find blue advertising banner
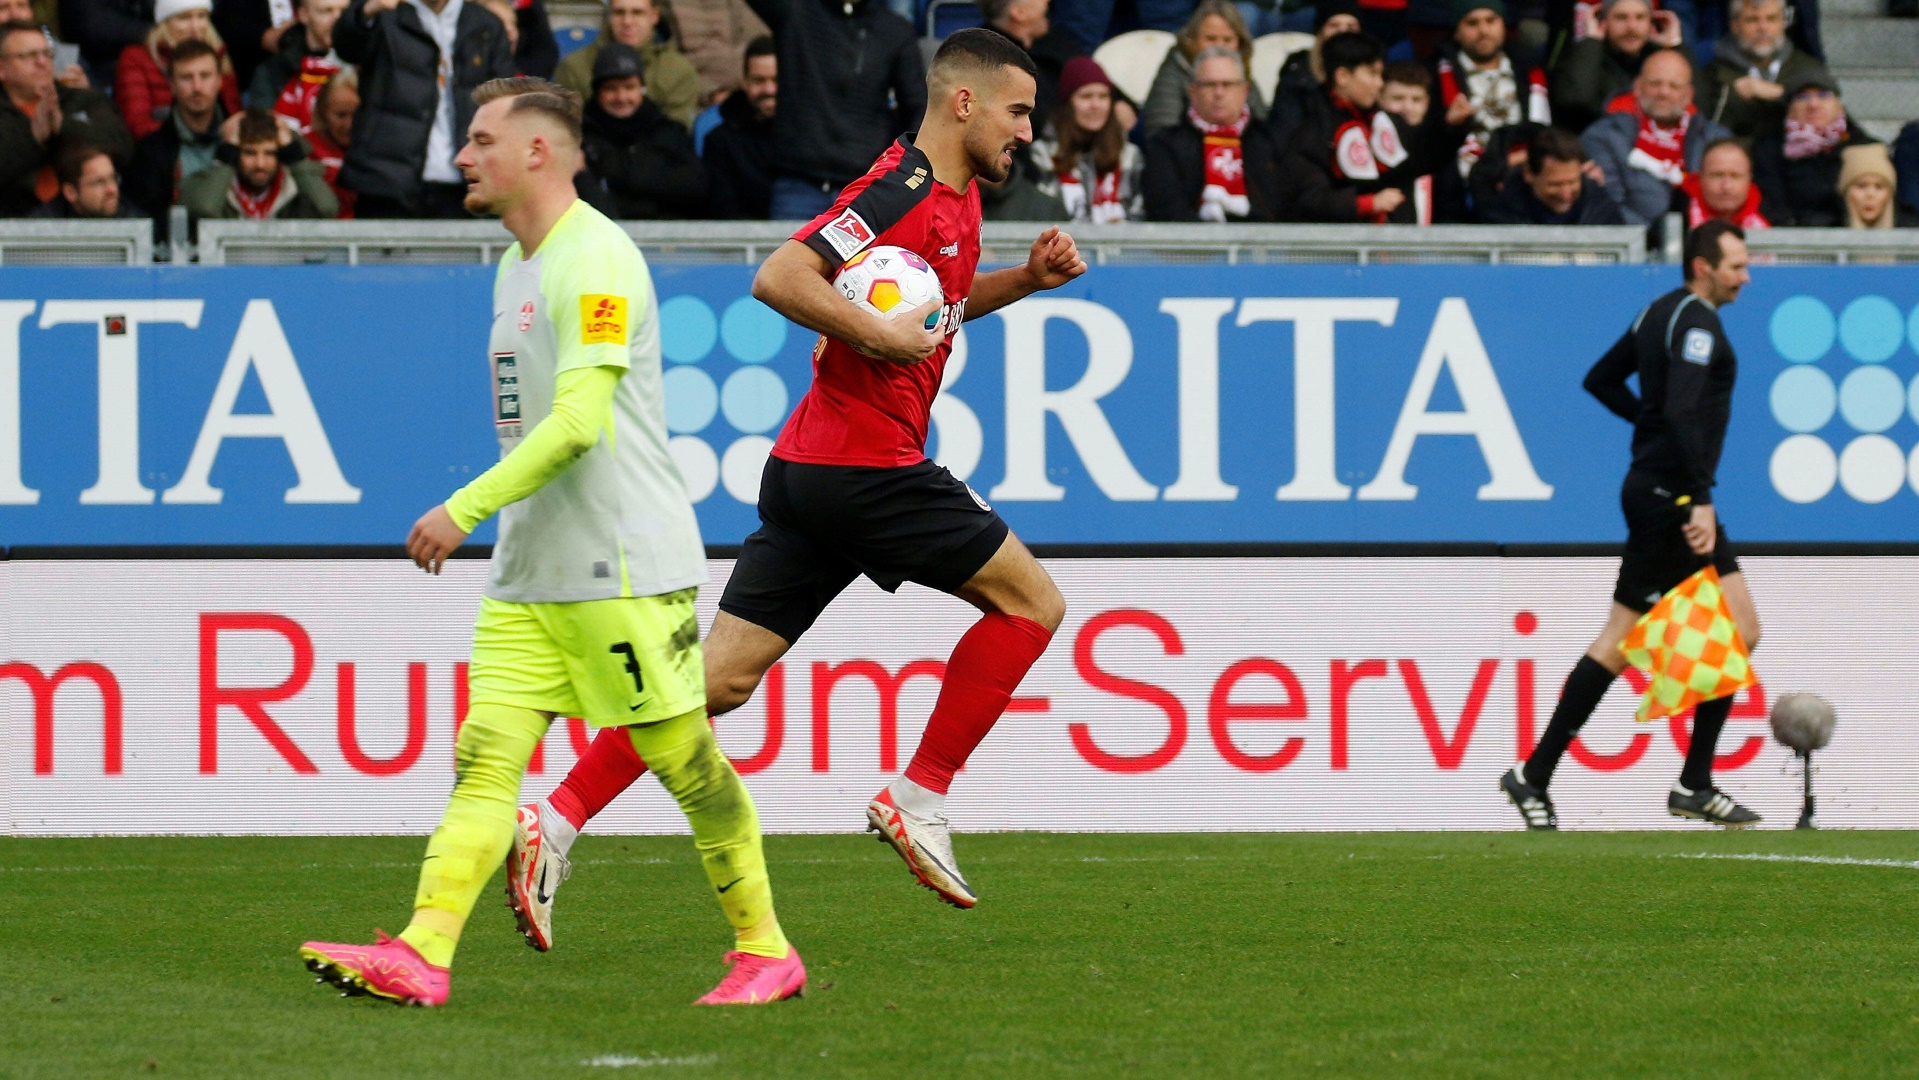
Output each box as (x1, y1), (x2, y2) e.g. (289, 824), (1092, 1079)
(2, 263), (1916, 547)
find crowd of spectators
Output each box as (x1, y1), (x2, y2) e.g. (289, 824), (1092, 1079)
(0, 0), (1913, 233)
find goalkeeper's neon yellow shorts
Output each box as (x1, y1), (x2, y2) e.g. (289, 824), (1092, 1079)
(468, 589), (705, 727)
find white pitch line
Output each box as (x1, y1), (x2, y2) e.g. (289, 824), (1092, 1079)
(1662, 852), (1919, 870)
(581, 1054), (718, 1069)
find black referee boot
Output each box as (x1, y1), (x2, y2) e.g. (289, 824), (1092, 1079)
(1501, 767), (1558, 831)
(1668, 784), (1762, 828)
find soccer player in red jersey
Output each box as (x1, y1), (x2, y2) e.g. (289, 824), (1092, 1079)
(500, 27), (1086, 939)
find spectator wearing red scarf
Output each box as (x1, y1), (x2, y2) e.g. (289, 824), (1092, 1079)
(1581, 48), (1726, 224)
(1751, 71), (1877, 227)
(1680, 138), (1772, 229)
(1279, 31), (1432, 222)
(245, 0), (348, 132)
(1032, 56), (1142, 222)
(179, 107), (337, 221)
(1143, 47), (1282, 221)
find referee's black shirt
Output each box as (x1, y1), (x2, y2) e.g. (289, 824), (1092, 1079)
(1583, 286), (1738, 505)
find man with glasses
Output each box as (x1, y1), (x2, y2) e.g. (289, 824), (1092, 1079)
(1143, 46), (1283, 221)
(28, 139), (140, 217)
(0, 18), (130, 216)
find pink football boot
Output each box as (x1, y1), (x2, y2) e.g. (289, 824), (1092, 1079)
(693, 946), (807, 1006)
(299, 931), (450, 1007)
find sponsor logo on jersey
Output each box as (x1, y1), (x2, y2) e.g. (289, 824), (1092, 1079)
(821, 208), (875, 260)
(1682, 328), (1713, 364)
(938, 242), (959, 258)
(517, 300), (535, 333)
(580, 294), (627, 345)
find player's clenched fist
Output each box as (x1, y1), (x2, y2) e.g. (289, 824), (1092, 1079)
(1026, 226), (1086, 291)
(407, 503), (469, 575)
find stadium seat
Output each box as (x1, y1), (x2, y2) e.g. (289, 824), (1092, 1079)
(557, 26), (597, 58)
(1249, 31), (1313, 106)
(1092, 29), (1176, 110)
(921, 0), (983, 38)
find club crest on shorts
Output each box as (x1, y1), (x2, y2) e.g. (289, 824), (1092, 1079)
(965, 484), (992, 512)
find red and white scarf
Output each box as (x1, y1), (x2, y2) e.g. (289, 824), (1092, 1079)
(272, 53), (342, 134)
(1438, 56), (1550, 176)
(1058, 166), (1126, 224)
(230, 168), (289, 219)
(1190, 105), (1250, 222)
(1681, 172), (1769, 230)
(1622, 103), (1694, 187)
(1330, 101), (1409, 181)
(1783, 115), (1847, 161)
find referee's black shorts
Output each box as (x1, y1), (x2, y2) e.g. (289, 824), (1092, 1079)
(1613, 470), (1741, 612)
(717, 456), (1011, 644)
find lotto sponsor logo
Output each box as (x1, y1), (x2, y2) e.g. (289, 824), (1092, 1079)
(580, 294), (627, 345)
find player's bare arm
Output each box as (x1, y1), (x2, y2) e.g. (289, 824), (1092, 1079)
(754, 239), (942, 365)
(964, 226), (1088, 321)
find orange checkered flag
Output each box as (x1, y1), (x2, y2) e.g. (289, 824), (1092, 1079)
(1619, 566), (1755, 721)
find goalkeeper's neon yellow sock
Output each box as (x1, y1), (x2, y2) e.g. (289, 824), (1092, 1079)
(627, 710), (790, 959)
(399, 703), (547, 969)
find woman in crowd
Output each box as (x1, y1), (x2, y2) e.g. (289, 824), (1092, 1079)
(1032, 57), (1144, 222)
(116, 0), (242, 140)
(1143, 0), (1268, 133)
(1838, 143), (1916, 229)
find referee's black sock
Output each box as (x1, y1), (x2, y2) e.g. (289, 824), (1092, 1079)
(1678, 695), (1734, 792)
(1522, 656), (1618, 789)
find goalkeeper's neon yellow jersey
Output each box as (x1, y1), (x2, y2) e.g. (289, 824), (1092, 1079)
(482, 199), (705, 603)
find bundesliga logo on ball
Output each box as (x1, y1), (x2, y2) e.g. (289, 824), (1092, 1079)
(833, 246), (944, 331)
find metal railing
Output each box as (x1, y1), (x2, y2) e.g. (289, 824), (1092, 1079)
(0, 219), (152, 266)
(11, 218), (1919, 268)
(194, 220), (1651, 266)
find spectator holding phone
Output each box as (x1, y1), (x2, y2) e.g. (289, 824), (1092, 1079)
(0, 18), (132, 216)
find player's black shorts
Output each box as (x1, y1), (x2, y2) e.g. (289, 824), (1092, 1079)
(1613, 471), (1741, 612)
(717, 456), (1011, 644)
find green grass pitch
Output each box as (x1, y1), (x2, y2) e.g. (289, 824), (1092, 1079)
(3, 830), (1917, 1078)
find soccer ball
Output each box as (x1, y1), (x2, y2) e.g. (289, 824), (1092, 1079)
(833, 245), (944, 330)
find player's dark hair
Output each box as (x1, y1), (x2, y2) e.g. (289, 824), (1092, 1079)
(1382, 60), (1430, 89)
(1527, 127), (1588, 172)
(167, 37), (218, 73)
(1320, 31), (1385, 85)
(237, 107), (280, 146)
(55, 140), (111, 188)
(473, 76), (585, 145)
(743, 34), (775, 65)
(1684, 218), (1745, 280)
(930, 26), (1039, 86)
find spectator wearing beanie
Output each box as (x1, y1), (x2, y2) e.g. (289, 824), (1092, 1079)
(1031, 56), (1143, 222)
(580, 42), (705, 219)
(333, 0), (514, 219)
(1836, 142), (1914, 229)
(1432, 0), (1550, 180)
(1144, 0), (1266, 135)
(1144, 46), (1283, 221)
(702, 34), (777, 218)
(116, 0), (243, 140)
(555, 0), (701, 130)
(1270, 0), (1363, 150)
(1580, 48), (1725, 225)
(1749, 69), (1873, 227)
(1278, 31), (1431, 222)
(1548, 0), (1684, 134)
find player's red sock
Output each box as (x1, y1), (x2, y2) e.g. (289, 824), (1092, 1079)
(547, 726), (649, 829)
(903, 612), (1054, 795)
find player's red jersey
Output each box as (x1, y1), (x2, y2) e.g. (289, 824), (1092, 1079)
(772, 135), (981, 468)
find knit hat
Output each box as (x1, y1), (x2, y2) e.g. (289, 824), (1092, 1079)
(1057, 56), (1113, 103)
(1314, 0), (1363, 32)
(1454, 0), (1506, 22)
(154, 0), (212, 23)
(592, 42), (645, 87)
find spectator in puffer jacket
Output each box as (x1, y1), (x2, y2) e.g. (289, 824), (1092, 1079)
(115, 0), (243, 139)
(555, 0), (701, 128)
(1580, 48), (1725, 225)
(1749, 71), (1875, 227)
(0, 19), (132, 216)
(1480, 124), (1623, 222)
(579, 42), (704, 218)
(743, 0), (924, 219)
(332, 0), (515, 218)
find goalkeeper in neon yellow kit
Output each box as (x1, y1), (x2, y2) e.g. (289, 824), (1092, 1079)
(297, 77), (803, 1008)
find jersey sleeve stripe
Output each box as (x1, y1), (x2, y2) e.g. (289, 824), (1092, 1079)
(795, 140), (935, 270)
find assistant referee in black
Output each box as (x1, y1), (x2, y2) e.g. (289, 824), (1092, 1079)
(1502, 219), (1765, 830)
